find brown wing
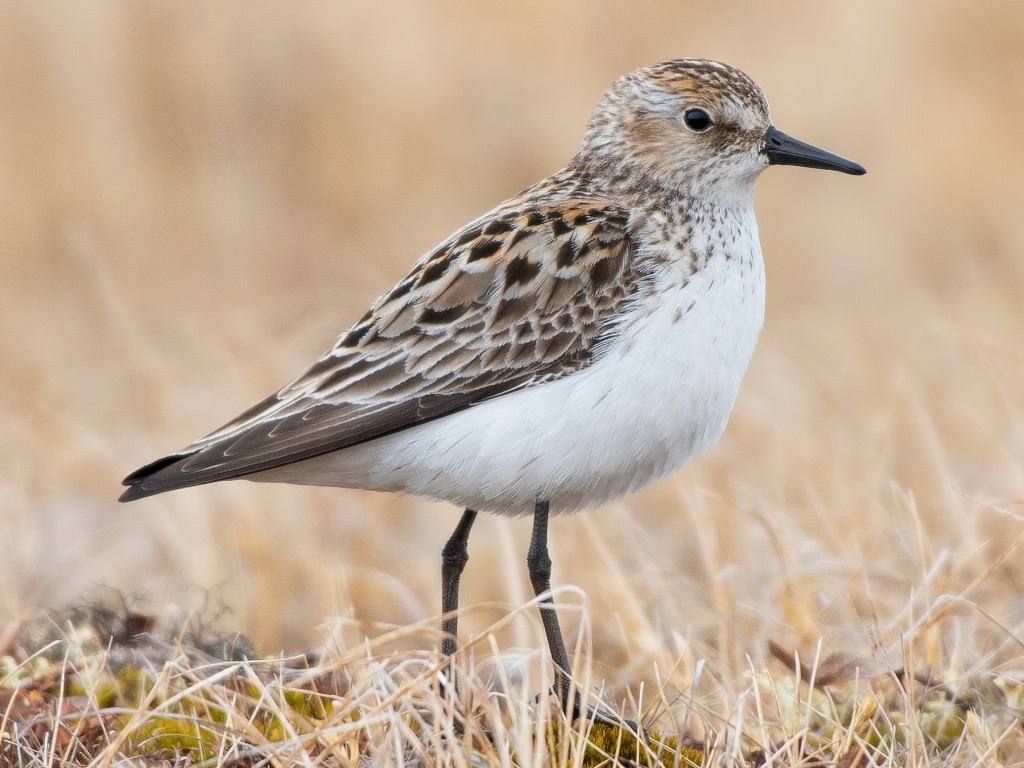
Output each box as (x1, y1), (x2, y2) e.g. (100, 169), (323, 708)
(120, 200), (640, 501)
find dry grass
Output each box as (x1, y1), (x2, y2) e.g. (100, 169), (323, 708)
(2, 1), (1023, 765)
(2, 599), (1023, 766)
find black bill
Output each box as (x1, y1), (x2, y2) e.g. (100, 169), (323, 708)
(763, 126), (865, 175)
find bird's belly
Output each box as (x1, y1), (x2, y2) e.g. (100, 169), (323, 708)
(255, 254), (765, 516)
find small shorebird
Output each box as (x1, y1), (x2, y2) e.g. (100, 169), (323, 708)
(121, 59), (864, 724)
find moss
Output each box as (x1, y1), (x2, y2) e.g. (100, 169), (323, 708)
(281, 685), (332, 719)
(128, 711), (221, 762)
(549, 722), (703, 768)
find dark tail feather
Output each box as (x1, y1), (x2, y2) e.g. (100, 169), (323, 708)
(119, 453), (203, 502)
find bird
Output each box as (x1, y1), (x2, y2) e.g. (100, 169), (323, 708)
(120, 58), (864, 725)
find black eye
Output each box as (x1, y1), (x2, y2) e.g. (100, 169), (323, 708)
(683, 108), (713, 132)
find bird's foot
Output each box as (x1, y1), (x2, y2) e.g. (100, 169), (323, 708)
(543, 685), (648, 742)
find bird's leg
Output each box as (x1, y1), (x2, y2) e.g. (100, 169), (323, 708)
(526, 500), (576, 713)
(527, 500), (644, 736)
(440, 508), (478, 665)
(440, 509), (499, 740)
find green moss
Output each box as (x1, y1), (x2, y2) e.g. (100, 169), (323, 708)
(281, 685), (331, 719)
(548, 722), (702, 768)
(914, 700), (966, 752)
(128, 709), (224, 762)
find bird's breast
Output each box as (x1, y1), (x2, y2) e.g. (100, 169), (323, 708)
(609, 224), (766, 477)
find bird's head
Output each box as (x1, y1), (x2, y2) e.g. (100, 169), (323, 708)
(575, 58), (864, 203)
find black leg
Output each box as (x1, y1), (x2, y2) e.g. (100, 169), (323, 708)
(526, 499), (575, 713)
(527, 500), (644, 736)
(441, 508), (477, 659)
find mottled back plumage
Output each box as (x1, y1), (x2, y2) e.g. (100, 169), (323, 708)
(122, 179), (645, 498)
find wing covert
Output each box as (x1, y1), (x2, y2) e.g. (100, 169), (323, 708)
(120, 199), (642, 499)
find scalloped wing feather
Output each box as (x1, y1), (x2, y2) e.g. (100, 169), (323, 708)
(120, 199), (641, 499)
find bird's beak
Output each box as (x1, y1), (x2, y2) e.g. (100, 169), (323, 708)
(763, 126), (866, 175)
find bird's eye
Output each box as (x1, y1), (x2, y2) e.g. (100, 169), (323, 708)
(683, 108), (713, 132)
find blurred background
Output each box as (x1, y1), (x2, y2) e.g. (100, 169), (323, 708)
(2, 1), (1022, 702)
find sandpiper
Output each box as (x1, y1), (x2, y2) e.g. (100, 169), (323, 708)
(121, 58), (864, 724)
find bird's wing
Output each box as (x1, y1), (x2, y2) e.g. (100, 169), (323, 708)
(120, 200), (641, 500)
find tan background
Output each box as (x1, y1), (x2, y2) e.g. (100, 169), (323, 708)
(2, 1), (1022, 696)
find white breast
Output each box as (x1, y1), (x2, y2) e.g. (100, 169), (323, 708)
(254, 210), (765, 516)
